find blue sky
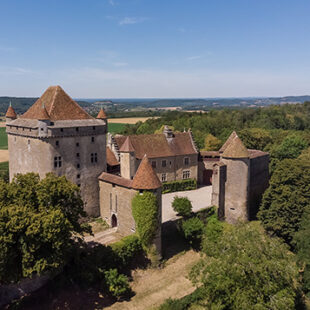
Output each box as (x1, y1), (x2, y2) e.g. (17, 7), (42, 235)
(0, 0), (310, 98)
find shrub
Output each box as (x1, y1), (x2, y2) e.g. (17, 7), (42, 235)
(172, 196), (192, 217)
(104, 268), (131, 299)
(162, 179), (197, 194)
(132, 191), (159, 249)
(111, 234), (143, 267)
(181, 217), (204, 247)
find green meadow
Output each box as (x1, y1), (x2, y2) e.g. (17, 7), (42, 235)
(0, 128), (8, 150)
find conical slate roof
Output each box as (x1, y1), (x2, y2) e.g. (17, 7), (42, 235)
(5, 104), (17, 119)
(132, 155), (162, 190)
(21, 86), (92, 121)
(97, 108), (107, 119)
(222, 135), (249, 158)
(219, 131), (238, 153)
(119, 136), (135, 153)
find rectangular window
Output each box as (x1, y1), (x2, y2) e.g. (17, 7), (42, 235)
(91, 153), (94, 163)
(77, 174), (80, 179)
(152, 161), (156, 168)
(76, 127), (79, 132)
(54, 156), (62, 168)
(94, 153), (98, 162)
(93, 126), (96, 130)
(91, 137), (95, 143)
(184, 157), (189, 166)
(76, 153), (80, 158)
(115, 195), (118, 212)
(182, 170), (190, 180)
(60, 128), (64, 132)
(76, 142), (79, 147)
(56, 140), (59, 147)
(77, 163), (80, 169)
(161, 173), (167, 182)
(162, 160), (167, 168)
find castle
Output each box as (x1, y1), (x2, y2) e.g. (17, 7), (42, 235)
(6, 86), (269, 250)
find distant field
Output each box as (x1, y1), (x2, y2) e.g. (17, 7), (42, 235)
(108, 123), (128, 133)
(0, 128), (8, 150)
(108, 117), (157, 124)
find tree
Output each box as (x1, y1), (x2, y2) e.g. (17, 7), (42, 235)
(132, 191), (159, 249)
(154, 125), (174, 134)
(203, 134), (222, 151)
(104, 268), (131, 299)
(294, 209), (310, 294)
(0, 173), (90, 284)
(181, 217), (204, 247)
(172, 196), (192, 217)
(238, 128), (272, 151)
(258, 154), (310, 247)
(190, 222), (300, 309)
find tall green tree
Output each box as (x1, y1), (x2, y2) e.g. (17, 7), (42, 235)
(189, 222), (300, 310)
(258, 152), (310, 246)
(0, 173), (90, 284)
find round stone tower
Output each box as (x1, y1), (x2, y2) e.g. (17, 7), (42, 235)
(221, 134), (250, 224)
(132, 154), (162, 257)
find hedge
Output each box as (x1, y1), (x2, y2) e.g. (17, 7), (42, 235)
(162, 178), (197, 194)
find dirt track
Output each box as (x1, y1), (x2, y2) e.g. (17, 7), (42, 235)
(0, 150), (8, 162)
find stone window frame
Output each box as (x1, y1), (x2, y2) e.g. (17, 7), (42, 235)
(182, 170), (190, 180)
(54, 156), (62, 168)
(161, 173), (167, 182)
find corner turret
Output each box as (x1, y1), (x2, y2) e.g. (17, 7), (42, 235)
(5, 102), (17, 123)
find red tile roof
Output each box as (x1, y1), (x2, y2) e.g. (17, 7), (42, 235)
(115, 132), (197, 159)
(99, 172), (132, 188)
(21, 86), (93, 121)
(132, 155), (162, 189)
(219, 131), (238, 153)
(97, 108), (107, 119)
(119, 136), (135, 153)
(106, 147), (119, 166)
(222, 135), (249, 158)
(5, 105), (17, 119)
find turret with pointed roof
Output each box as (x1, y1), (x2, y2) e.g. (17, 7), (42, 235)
(5, 102), (17, 121)
(222, 135), (249, 158)
(97, 108), (107, 120)
(119, 136), (135, 153)
(132, 155), (162, 190)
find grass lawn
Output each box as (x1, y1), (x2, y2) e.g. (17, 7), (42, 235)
(108, 122), (128, 134)
(0, 128), (8, 150)
(0, 161), (8, 172)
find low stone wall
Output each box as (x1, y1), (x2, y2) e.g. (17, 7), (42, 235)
(0, 274), (50, 308)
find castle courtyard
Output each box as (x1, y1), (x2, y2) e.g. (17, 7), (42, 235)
(162, 185), (213, 222)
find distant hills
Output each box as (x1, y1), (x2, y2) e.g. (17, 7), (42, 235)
(1, 95), (310, 115)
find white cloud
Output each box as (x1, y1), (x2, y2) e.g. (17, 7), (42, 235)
(119, 17), (147, 25)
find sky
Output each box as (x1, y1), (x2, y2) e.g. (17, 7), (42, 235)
(1, 0), (310, 98)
